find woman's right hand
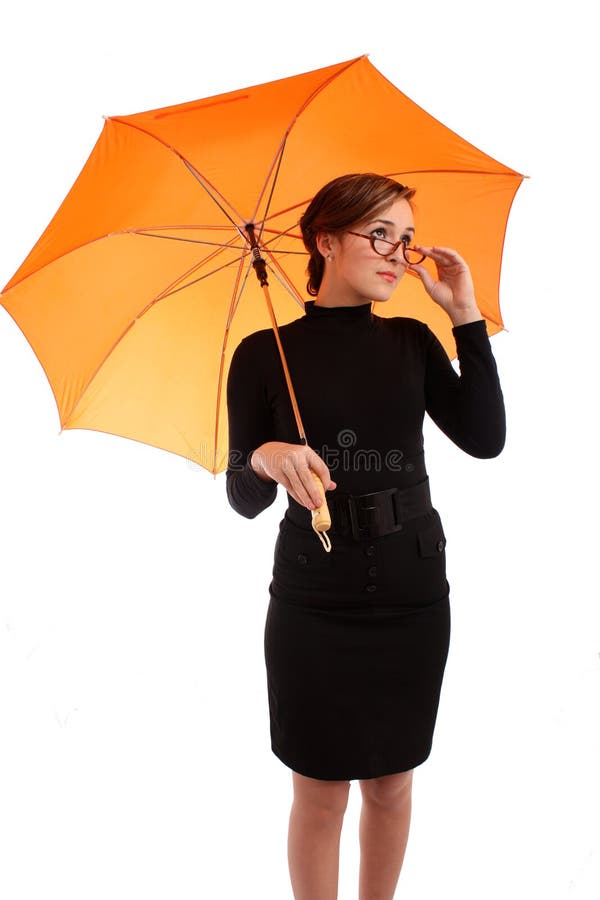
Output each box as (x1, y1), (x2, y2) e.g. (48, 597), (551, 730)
(250, 442), (337, 510)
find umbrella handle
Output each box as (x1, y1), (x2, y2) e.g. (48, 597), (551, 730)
(311, 472), (332, 552)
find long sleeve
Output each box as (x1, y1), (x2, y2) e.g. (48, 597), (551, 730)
(225, 336), (278, 518)
(424, 319), (506, 458)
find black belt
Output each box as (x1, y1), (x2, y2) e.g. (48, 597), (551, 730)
(287, 478), (432, 540)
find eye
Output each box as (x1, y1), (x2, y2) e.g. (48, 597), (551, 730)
(370, 227), (387, 239)
(401, 234), (412, 246)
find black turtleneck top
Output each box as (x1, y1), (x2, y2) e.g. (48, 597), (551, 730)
(225, 300), (505, 519)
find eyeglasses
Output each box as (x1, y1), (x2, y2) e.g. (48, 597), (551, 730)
(346, 231), (427, 265)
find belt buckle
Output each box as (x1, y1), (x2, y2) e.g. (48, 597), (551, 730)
(348, 496), (381, 540)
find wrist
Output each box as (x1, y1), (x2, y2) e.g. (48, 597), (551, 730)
(449, 305), (483, 327)
(250, 447), (274, 483)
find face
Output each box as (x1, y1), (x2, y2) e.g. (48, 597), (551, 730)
(319, 197), (416, 305)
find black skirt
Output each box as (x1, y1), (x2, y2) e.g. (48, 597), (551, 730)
(264, 506), (451, 781)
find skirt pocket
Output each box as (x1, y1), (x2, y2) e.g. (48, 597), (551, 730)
(276, 520), (334, 572)
(416, 513), (447, 558)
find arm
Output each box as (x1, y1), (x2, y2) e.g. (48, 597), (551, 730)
(225, 337), (278, 518)
(226, 334), (337, 516)
(424, 320), (506, 458)
(407, 243), (506, 457)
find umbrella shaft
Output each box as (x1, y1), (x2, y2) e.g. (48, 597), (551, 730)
(245, 222), (268, 287)
(244, 222), (307, 449)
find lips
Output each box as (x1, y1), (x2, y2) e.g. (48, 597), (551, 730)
(377, 272), (396, 284)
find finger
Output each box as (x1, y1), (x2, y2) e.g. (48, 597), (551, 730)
(408, 262), (436, 292)
(408, 246), (450, 271)
(416, 245), (467, 266)
(305, 449), (336, 493)
(427, 245), (462, 256)
(413, 244), (457, 256)
(304, 465), (330, 508)
(310, 471), (328, 509)
(286, 465), (319, 509)
(285, 455), (325, 509)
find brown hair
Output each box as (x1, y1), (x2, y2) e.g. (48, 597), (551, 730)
(299, 173), (416, 297)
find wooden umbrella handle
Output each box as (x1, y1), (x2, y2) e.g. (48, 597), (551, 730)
(311, 472), (332, 552)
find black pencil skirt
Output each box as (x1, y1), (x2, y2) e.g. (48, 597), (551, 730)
(264, 506), (451, 781)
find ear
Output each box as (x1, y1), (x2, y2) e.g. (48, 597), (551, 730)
(315, 231), (335, 259)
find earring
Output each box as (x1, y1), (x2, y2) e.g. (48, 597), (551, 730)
(327, 255), (334, 262)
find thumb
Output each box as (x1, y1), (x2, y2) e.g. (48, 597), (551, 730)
(315, 463), (336, 492)
(409, 263), (435, 294)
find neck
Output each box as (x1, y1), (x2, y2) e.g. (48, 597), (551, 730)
(314, 281), (373, 309)
(314, 299), (373, 309)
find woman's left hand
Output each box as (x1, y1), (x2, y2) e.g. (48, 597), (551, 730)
(408, 246), (484, 327)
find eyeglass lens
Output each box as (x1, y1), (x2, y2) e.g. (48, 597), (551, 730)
(372, 238), (425, 264)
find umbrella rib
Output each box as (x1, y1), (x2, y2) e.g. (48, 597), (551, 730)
(254, 224), (307, 257)
(181, 159), (244, 231)
(263, 255), (306, 307)
(133, 231), (246, 250)
(1, 229), (243, 297)
(134, 223), (308, 255)
(250, 55), (366, 231)
(61, 247), (254, 431)
(212, 254), (256, 473)
(386, 168), (524, 177)
(108, 116), (247, 232)
(137, 230), (306, 257)
(159, 251), (252, 300)
(129, 229), (247, 301)
(262, 201), (310, 227)
(154, 242), (248, 301)
(132, 224), (241, 231)
(253, 133), (288, 244)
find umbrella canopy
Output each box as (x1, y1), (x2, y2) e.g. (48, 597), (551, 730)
(1, 55), (524, 475)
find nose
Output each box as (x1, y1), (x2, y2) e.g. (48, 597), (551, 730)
(384, 243), (404, 264)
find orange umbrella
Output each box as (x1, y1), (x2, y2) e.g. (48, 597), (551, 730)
(1, 56), (523, 484)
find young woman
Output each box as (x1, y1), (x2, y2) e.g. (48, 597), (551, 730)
(226, 173), (505, 900)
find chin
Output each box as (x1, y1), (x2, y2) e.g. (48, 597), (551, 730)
(369, 291), (397, 305)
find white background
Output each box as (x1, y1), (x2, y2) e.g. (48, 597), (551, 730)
(1, 1), (598, 897)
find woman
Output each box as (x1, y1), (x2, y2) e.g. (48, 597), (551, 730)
(226, 173), (505, 900)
